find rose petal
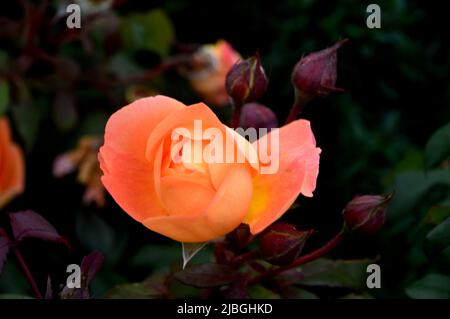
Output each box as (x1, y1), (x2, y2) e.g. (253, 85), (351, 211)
(145, 102), (227, 161)
(104, 96), (184, 159)
(160, 174), (216, 217)
(243, 120), (320, 234)
(0, 118), (25, 208)
(99, 96), (184, 221)
(142, 165), (253, 242)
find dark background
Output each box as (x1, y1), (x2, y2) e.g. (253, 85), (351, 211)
(0, 0), (449, 298)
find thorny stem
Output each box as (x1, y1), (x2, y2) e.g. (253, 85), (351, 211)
(248, 230), (345, 285)
(0, 229), (43, 299)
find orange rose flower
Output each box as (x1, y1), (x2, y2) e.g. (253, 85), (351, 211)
(0, 117), (25, 208)
(187, 40), (240, 106)
(99, 96), (320, 242)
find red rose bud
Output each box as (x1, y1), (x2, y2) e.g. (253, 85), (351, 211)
(226, 54), (268, 106)
(291, 39), (348, 101)
(260, 223), (314, 266)
(226, 223), (253, 250)
(343, 192), (394, 235)
(240, 103), (278, 130)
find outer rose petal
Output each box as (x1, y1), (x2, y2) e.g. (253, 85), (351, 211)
(243, 120), (321, 234)
(0, 118), (25, 208)
(99, 96), (184, 221)
(142, 165), (253, 243)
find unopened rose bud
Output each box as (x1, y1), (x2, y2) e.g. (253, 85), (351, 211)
(343, 192), (394, 235)
(226, 54), (268, 106)
(240, 103), (278, 130)
(291, 39), (348, 102)
(260, 223), (314, 266)
(226, 224), (253, 250)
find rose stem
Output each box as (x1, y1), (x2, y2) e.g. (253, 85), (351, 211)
(231, 250), (259, 265)
(249, 230), (345, 285)
(0, 229), (42, 299)
(285, 94), (308, 124)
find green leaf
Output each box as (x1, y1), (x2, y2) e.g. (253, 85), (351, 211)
(281, 287), (318, 299)
(75, 211), (127, 266)
(388, 169), (450, 222)
(248, 285), (280, 299)
(425, 123), (450, 168)
(129, 243), (180, 269)
(0, 259), (31, 295)
(53, 90), (78, 132)
(103, 275), (167, 299)
(120, 9), (175, 57)
(405, 274), (450, 299)
(109, 53), (141, 79)
(425, 204), (450, 225)
(77, 111), (108, 137)
(11, 102), (44, 151)
(425, 217), (450, 257)
(0, 80), (10, 115)
(297, 258), (373, 290)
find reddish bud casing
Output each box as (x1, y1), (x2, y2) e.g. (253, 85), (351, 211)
(226, 54), (268, 106)
(291, 39), (348, 101)
(343, 192), (394, 235)
(260, 223), (314, 266)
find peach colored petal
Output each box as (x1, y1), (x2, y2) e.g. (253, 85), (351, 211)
(99, 96), (185, 221)
(145, 102), (227, 161)
(0, 144), (25, 208)
(217, 40), (240, 69)
(100, 146), (166, 221)
(104, 96), (184, 159)
(243, 120), (321, 234)
(160, 174), (216, 217)
(142, 165), (253, 242)
(208, 128), (259, 189)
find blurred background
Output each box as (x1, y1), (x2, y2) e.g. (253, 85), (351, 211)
(0, 0), (449, 298)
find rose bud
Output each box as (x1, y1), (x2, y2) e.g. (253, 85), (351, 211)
(240, 103), (278, 130)
(343, 192), (394, 235)
(291, 39), (348, 102)
(226, 54), (268, 106)
(260, 223), (314, 266)
(226, 224), (253, 250)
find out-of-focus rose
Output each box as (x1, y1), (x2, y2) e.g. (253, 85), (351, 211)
(186, 40), (240, 106)
(53, 136), (105, 207)
(0, 117), (25, 208)
(99, 95), (320, 242)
